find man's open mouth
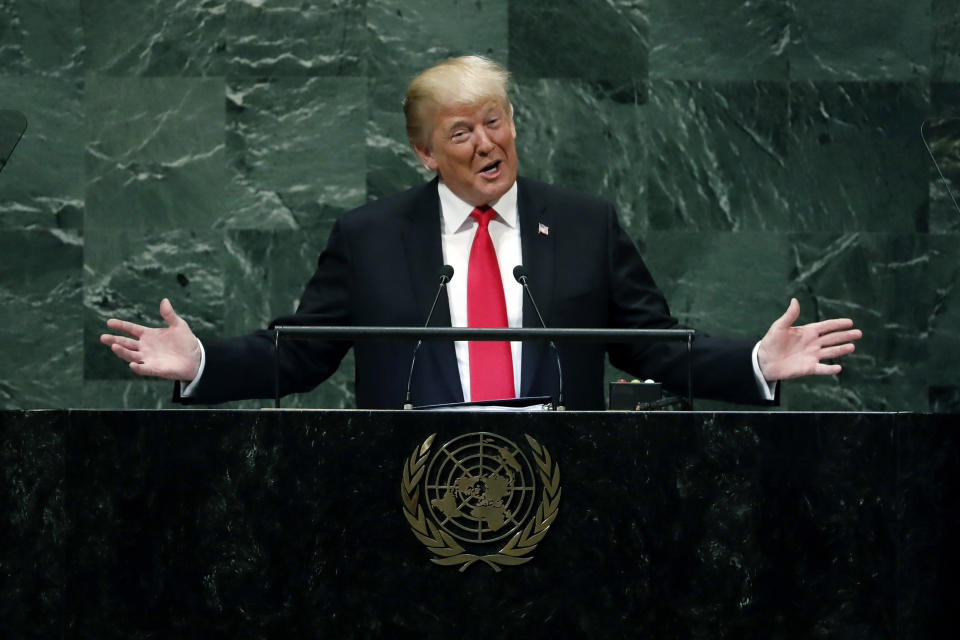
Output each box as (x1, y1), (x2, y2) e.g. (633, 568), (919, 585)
(479, 160), (501, 175)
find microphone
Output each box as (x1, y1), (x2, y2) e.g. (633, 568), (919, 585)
(921, 119), (960, 219)
(513, 265), (565, 410)
(0, 110), (28, 176)
(403, 265), (454, 409)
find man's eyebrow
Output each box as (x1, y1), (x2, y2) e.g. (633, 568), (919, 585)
(443, 118), (472, 133)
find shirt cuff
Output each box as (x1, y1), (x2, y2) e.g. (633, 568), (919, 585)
(751, 341), (777, 402)
(179, 339), (206, 398)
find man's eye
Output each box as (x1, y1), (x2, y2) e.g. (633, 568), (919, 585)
(451, 130), (467, 140)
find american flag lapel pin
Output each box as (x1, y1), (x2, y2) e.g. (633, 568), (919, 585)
(538, 222), (549, 236)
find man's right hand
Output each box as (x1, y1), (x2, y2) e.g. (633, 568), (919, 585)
(99, 298), (202, 382)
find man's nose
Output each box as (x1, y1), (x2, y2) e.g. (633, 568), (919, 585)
(475, 128), (495, 153)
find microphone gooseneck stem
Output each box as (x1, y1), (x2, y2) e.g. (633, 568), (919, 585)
(519, 276), (548, 327)
(517, 274), (565, 411)
(404, 268), (453, 409)
(921, 120), (960, 219)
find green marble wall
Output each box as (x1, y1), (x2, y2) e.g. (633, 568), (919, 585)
(0, 0), (957, 411)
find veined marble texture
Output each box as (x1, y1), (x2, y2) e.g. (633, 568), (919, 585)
(509, 0), (648, 80)
(650, 0), (790, 81)
(0, 1), (958, 411)
(367, 0), (508, 79)
(83, 77), (227, 233)
(513, 78), (648, 232)
(83, 0), (227, 76)
(790, 0), (931, 81)
(0, 76), (84, 231)
(0, 0), (83, 77)
(82, 228), (226, 379)
(647, 81), (791, 231)
(928, 84), (960, 233)
(0, 229), (82, 409)
(648, 81), (929, 233)
(227, 0), (366, 76)
(365, 75), (434, 200)
(650, 0), (933, 82)
(220, 229), (356, 409)
(786, 82), (929, 233)
(224, 76), (367, 231)
(933, 0), (960, 81)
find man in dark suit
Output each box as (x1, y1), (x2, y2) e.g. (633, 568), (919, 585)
(100, 56), (861, 409)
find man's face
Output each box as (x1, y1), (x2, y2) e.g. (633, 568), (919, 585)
(414, 101), (518, 207)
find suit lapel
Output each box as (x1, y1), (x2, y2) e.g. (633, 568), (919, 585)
(517, 178), (555, 397)
(401, 178), (463, 403)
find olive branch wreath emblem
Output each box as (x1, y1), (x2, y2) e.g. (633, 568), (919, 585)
(400, 433), (561, 572)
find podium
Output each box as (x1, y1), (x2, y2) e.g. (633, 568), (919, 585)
(1, 409), (956, 637)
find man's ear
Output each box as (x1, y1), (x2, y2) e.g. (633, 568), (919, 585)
(413, 144), (438, 171)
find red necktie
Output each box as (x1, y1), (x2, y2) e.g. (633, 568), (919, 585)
(468, 206), (516, 401)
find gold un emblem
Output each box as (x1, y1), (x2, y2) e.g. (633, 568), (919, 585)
(401, 432), (561, 571)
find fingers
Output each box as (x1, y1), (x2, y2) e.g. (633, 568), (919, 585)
(109, 342), (143, 365)
(772, 298), (801, 330)
(129, 360), (184, 381)
(105, 299), (179, 335)
(100, 333), (140, 351)
(806, 317), (855, 335)
(111, 345), (175, 379)
(814, 363), (842, 376)
(105, 317), (147, 338)
(129, 361), (158, 377)
(819, 329), (862, 347)
(159, 298), (182, 328)
(818, 343), (855, 360)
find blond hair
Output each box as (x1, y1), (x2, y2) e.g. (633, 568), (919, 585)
(403, 55), (513, 149)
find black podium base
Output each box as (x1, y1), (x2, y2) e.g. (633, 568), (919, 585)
(2, 410), (957, 638)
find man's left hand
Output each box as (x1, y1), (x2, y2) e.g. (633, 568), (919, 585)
(758, 298), (862, 382)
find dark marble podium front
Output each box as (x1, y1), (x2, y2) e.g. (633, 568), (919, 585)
(1, 410), (957, 639)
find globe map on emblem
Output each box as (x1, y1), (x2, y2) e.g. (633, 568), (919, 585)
(424, 432), (538, 544)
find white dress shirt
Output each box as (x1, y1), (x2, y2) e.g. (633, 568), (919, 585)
(438, 180), (523, 402)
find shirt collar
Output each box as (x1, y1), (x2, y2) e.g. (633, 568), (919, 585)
(437, 180), (519, 233)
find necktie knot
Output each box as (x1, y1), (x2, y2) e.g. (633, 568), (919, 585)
(471, 206), (496, 229)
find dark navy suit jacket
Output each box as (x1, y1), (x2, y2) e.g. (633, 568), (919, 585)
(179, 177), (764, 409)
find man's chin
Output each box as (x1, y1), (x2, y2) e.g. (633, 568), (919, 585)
(443, 175), (516, 206)
(474, 176), (515, 204)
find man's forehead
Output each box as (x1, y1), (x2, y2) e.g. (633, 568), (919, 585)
(435, 101), (507, 127)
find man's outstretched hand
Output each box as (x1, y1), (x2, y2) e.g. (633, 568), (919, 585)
(758, 298), (862, 382)
(99, 298), (202, 382)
